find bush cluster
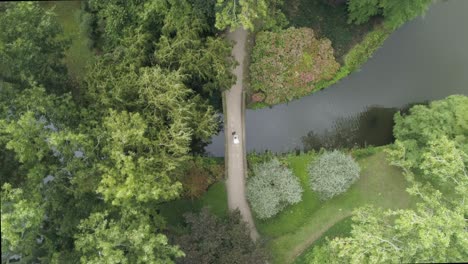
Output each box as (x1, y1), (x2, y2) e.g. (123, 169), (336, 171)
(308, 150), (360, 200)
(250, 27), (340, 105)
(247, 158), (303, 219)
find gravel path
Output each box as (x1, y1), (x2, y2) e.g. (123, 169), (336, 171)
(224, 28), (259, 241)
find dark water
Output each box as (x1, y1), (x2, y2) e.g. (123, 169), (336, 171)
(206, 0), (468, 156)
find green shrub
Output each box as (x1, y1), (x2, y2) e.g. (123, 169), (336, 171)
(247, 151), (275, 175)
(79, 11), (97, 49)
(313, 66), (351, 91)
(351, 146), (380, 159)
(247, 158), (303, 219)
(344, 27), (390, 72)
(308, 150), (360, 200)
(250, 27), (340, 105)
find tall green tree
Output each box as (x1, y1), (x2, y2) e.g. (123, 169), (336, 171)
(215, 0), (285, 31)
(0, 2), (70, 92)
(1, 184), (44, 263)
(76, 208), (183, 264)
(388, 95), (468, 189)
(347, 0), (434, 29)
(347, 0), (380, 25)
(312, 188), (467, 263)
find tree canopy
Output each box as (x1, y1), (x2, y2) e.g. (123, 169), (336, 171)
(347, 0), (434, 29)
(0, 2), (70, 92)
(389, 95), (468, 189)
(1, 1), (234, 262)
(215, 0), (286, 31)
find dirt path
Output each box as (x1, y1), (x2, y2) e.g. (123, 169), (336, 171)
(224, 28), (259, 241)
(288, 213), (351, 262)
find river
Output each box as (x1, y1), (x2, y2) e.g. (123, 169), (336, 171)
(206, 0), (468, 157)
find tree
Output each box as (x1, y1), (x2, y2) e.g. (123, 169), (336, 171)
(75, 208), (183, 264)
(380, 0), (433, 29)
(0, 86), (101, 262)
(347, 0), (433, 29)
(96, 109), (183, 206)
(215, 0), (267, 30)
(1, 184), (44, 263)
(86, 0), (235, 98)
(308, 150), (360, 200)
(312, 184), (467, 264)
(419, 136), (467, 189)
(247, 158), (303, 219)
(388, 95), (468, 190)
(175, 208), (267, 264)
(347, 0), (380, 25)
(215, 0), (285, 31)
(0, 2), (70, 92)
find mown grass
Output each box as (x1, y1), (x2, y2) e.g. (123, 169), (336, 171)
(283, 0), (375, 61)
(257, 149), (414, 263)
(159, 182), (228, 231)
(41, 1), (94, 80)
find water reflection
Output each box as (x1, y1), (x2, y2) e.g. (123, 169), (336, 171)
(301, 106), (397, 151)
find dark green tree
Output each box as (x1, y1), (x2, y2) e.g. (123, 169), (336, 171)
(347, 0), (433, 29)
(215, 0), (286, 31)
(175, 208), (267, 264)
(75, 207), (183, 264)
(0, 2), (70, 92)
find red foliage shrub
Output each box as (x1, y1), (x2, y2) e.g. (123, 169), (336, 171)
(250, 27), (340, 105)
(182, 165), (210, 199)
(251, 92), (266, 102)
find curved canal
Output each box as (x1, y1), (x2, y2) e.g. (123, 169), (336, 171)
(206, 0), (468, 156)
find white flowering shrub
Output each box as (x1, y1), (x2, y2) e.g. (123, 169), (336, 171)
(247, 158), (303, 219)
(308, 150), (360, 200)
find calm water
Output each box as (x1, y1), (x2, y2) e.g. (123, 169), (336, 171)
(206, 0), (468, 156)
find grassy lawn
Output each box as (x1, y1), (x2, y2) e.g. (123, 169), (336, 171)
(283, 0), (375, 61)
(159, 182), (228, 231)
(257, 149), (414, 263)
(41, 1), (94, 80)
